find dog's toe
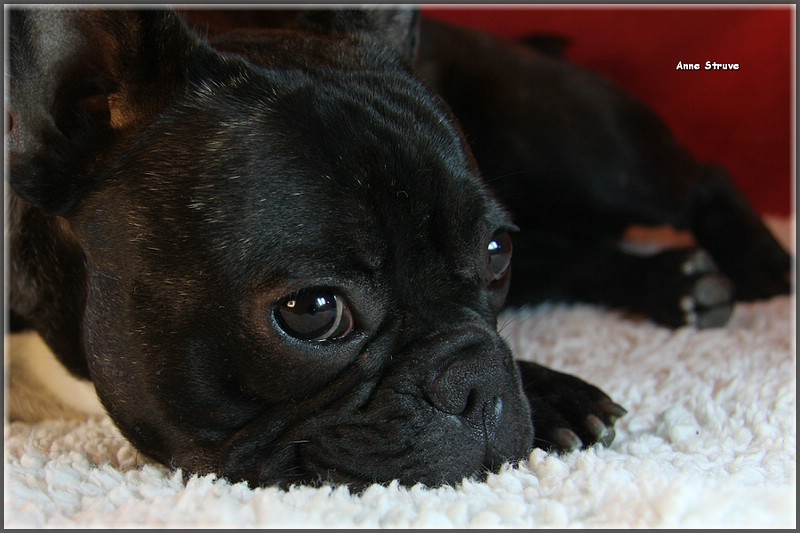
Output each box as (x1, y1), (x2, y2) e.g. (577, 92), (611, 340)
(680, 249), (716, 276)
(597, 397), (628, 422)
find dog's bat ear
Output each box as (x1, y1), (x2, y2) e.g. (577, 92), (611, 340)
(6, 9), (200, 215)
(297, 8), (420, 64)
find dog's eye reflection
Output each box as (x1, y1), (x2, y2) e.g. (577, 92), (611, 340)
(274, 290), (354, 341)
(487, 230), (513, 281)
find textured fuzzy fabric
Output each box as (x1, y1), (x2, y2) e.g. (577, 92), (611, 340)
(4, 219), (795, 528)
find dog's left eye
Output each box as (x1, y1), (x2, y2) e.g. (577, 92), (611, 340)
(487, 230), (513, 282)
(274, 289), (354, 342)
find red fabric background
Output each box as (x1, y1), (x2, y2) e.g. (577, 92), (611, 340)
(423, 7), (794, 216)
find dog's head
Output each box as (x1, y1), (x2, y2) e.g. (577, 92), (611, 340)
(6, 9), (533, 488)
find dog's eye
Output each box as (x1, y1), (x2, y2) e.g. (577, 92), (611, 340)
(487, 230), (513, 282)
(275, 290), (354, 342)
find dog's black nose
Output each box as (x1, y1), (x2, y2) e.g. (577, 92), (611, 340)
(427, 355), (506, 427)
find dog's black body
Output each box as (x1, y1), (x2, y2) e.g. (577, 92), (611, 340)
(414, 19), (790, 325)
(6, 9), (790, 489)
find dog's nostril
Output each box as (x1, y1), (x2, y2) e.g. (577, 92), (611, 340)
(427, 358), (499, 418)
(464, 388), (480, 414)
(428, 367), (473, 415)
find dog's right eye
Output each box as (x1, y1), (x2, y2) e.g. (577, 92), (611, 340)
(274, 289), (354, 342)
(487, 230), (513, 282)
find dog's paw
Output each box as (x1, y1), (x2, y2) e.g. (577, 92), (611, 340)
(516, 361), (626, 452)
(636, 248), (735, 329)
(675, 249), (735, 328)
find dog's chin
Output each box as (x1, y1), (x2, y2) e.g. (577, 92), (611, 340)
(298, 419), (532, 491)
(206, 386), (534, 490)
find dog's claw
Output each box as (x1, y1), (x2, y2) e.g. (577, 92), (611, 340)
(585, 414), (615, 447)
(681, 249), (716, 276)
(598, 398), (628, 423)
(552, 427), (583, 450)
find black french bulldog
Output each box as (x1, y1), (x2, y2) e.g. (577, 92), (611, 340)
(5, 8), (790, 490)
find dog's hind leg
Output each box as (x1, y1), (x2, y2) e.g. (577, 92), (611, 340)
(505, 226), (736, 329)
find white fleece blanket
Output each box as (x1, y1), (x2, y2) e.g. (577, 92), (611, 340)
(4, 218), (795, 528)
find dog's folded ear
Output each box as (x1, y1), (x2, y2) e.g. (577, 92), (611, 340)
(296, 9), (420, 64)
(6, 9), (199, 215)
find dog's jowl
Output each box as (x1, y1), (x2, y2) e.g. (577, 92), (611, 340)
(6, 8), (789, 489)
